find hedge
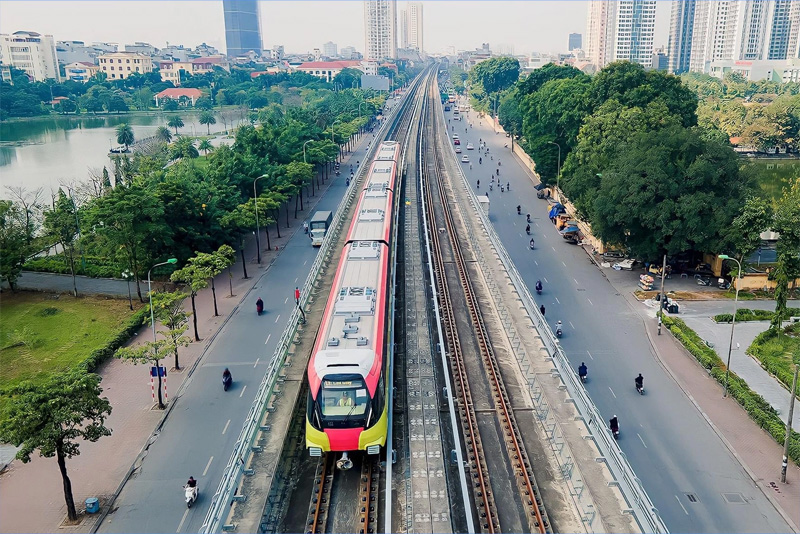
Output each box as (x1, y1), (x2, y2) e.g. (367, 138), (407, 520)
(663, 316), (800, 464)
(78, 306), (150, 373)
(747, 328), (800, 396)
(24, 255), (123, 279)
(714, 307), (800, 324)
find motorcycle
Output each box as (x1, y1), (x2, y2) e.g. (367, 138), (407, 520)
(184, 485), (198, 508)
(223, 373), (233, 392)
(256, 300), (264, 315)
(636, 383), (645, 395)
(526, 226), (531, 235)
(612, 426), (620, 440)
(526, 214), (531, 223)
(529, 241), (535, 250)
(556, 326), (562, 338)
(517, 205), (521, 215)
(580, 373), (588, 384)
(696, 276), (711, 286)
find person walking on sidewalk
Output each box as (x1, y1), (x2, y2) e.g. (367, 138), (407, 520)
(303, 221), (309, 234)
(295, 287), (306, 324)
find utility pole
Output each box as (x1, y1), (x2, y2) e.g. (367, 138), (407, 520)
(781, 361), (798, 483)
(658, 255), (666, 335)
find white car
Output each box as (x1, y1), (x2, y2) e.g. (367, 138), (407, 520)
(461, 155), (470, 163)
(466, 143), (474, 150)
(455, 147), (462, 153)
(613, 259), (636, 270)
(452, 134), (459, 139)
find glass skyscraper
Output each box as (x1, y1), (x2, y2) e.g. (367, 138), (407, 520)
(223, 0), (262, 57)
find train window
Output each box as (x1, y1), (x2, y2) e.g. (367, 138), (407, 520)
(320, 377), (368, 417)
(366, 375), (385, 429)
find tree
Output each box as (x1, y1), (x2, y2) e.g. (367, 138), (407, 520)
(85, 96), (104, 115)
(772, 178), (800, 327)
(116, 123), (135, 150)
(171, 263), (208, 341)
(728, 197), (774, 262)
(169, 137), (199, 160)
(0, 371), (112, 522)
(199, 111), (217, 134)
(592, 125), (750, 261)
(195, 96), (213, 110)
(198, 139), (214, 155)
(220, 204), (255, 279)
(107, 95), (129, 114)
(284, 161), (314, 213)
(333, 68), (361, 89)
(43, 190), (80, 297)
(191, 245), (235, 317)
(168, 115), (185, 134)
(469, 56), (521, 95)
(0, 200), (37, 290)
(133, 87), (153, 111)
(156, 125), (173, 144)
(116, 339), (170, 408)
(163, 99), (179, 111)
(152, 291), (191, 370)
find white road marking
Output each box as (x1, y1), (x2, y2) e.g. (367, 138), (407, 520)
(562, 261), (567, 267)
(586, 350), (593, 360)
(222, 419), (231, 435)
(637, 433), (648, 448)
(608, 387), (616, 398)
(569, 321), (575, 329)
(275, 314), (281, 323)
(555, 297), (561, 304)
(303, 260), (307, 266)
(202, 456), (213, 476)
(535, 223), (540, 228)
(284, 297), (288, 304)
(254, 358), (259, 368)
(543, 233), (548, 239)
(675, 495), (689, 515)
(574, 278), (579, 285)
(239, 385), (247, 398)
(552, 246), (556, 252)
(586, 298), (594, 306)
(534, 260), (539, 266)
(265, 334), (271, 345)
(176, 509), (190, 532)
(543, 277), (548, 283)
(294, 277), (298, 283)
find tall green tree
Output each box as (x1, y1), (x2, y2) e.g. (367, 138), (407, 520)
(167, 115), (185, 134)
(198, 139), (214, 155)
(0, 371), (112, 521)
(199, 111), (216, 134)
(171, 262), (209, 341)
(115, 339), (170, 408)
(116, 123), (135, 150)
(156, 125), (173, 144)
(169, 137), (199, 160)
(107, 95), (129, 114)
(220, 204), (256, 279)
(772, 178), (800, 327)
(191, 245), (235, 316)
(728, 197), (774, 262)
(152, 291), (191, 370)
(0, 200), (38, 291)
(469, 56), (521, 95)
(43, 190), (80, 297)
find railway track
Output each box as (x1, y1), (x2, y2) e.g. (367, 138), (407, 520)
(422, 81), (550, 534)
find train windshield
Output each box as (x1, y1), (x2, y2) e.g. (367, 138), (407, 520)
(319, 376), (369, 419)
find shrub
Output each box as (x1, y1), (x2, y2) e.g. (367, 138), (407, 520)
(23, 255), (124, 279)
(714, 307), (800, 323)
(78, 306), (150, 372)
(663, 316), (800, 464)
(747, 328), (800, 396)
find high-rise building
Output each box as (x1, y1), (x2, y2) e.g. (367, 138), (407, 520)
(585, 0), (656, 68)
(407, 2), (424, 53)
(323, 41), (338, 58)
(0, 31), (61, 82)
(667, 0), (696, 73)
(364, 0), (397, 60)
(223, 0), (263, 57)
(568, 32), (582, 51)
(399, 9), (408, 49)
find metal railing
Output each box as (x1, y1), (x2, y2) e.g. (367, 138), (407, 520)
(436, 83), (668, 534)
(199, 86), (415, 534)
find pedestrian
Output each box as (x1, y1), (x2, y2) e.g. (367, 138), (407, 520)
(303, 221), (309, 234)
(294, 287), (301, 305)
(469, 163), (473, 170)
(540, 304), (546, 316)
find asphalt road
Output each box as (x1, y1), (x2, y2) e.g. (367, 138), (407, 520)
(96, 137), (379, 534)
(451, 110), (791, 533)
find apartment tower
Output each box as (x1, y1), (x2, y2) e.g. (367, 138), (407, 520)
(364, 0), (397, 60)
(586, 0), (657, 68)
(407, 2), (424, 53)
(667, 0), (696, 73)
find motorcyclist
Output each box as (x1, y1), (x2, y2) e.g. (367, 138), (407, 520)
(609, 416), (619, 432)
(479, 157), (482, 164)
(530, 238), (535, 250)
(223, 368), (232, 384)
(525, 224), (531, 234)
(539, 303), (545, 316)
(477, 179), (480, 189)
(517, 205), (521, 215)
(535, 280), (542, 292)
(256, 297), (264, 314)
(526, 213), (531, 223)
(556, 320), (563, 333)
(578, 362), (588, 378)
(635, 374), (644, 390)
(187, 476), (197, 488)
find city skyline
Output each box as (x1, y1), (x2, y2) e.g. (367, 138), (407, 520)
(0, 1), (672, 57)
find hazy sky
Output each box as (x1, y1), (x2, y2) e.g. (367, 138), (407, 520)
(0, 1), (672, 56)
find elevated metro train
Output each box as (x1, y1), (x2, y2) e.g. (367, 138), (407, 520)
(306, 140), (400, 469)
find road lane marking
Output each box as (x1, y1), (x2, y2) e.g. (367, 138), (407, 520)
(202, 456), (213, 476)
(284, 297), (288, 304)
(555, 297), (560, 304)
(222, 419), (231, 435)
(265, 334), (271, 345)
(177, 509), (190, 532)
(562, 261), (567, 267)
(254, 358), (259, 368)
(570, 321), (575, 330)
(586, 350), (593, 360)
(239, 385), (247, 398)
(675, 495), (689, 515)
(543, 277), (548, 283)
(294, 277), (298, 283)
(303, 260), (307, 266)
(534, 260), (539, 266)
(543, 233), (548, 239)
(608, 387), (616, 398)
(587, 298), (594, 306)
(275, 314), (281, 323)
(637, 433), (648, 448)
(574, 278), (579, 285)
(552, 246), (556, 252)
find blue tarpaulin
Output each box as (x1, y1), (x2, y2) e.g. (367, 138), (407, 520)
(548, 204), (565, 219)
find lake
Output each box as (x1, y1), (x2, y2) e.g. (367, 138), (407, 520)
(0, 112), (230, 197)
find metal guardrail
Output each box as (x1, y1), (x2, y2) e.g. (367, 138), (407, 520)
(199, 87), (415, 534)
(438, 89), (668, 534)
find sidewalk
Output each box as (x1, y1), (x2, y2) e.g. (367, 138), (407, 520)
(0, 130), (371, 534)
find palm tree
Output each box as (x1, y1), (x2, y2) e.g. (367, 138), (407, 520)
(155, 126), (172, 144)
(115, 123), (134, 150)
(198, 111), (216, 135)
(198, 139), (214, 155)
(167, 115), (184, 135)
(169, 137), (199, 160)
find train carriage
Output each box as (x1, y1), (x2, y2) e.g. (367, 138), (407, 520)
(306, 141), (400, 469)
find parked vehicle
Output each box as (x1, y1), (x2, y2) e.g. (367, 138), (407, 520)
(309, 211), (333, 247)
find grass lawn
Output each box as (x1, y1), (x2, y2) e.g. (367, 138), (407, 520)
(0, 291), (140, 398)
(748, 324), (800, 396)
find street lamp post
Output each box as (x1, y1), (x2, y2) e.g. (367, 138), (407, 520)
(719, 254), (743, 398)
(122, 269), (134, 310)
(547, 141), (562, 196)
(253, 174), (267, 264)
(782, 359), (798, 483)
(148, 258), (177, 409)
(303, 140), (316, 196)
(331, 119), (342, 161)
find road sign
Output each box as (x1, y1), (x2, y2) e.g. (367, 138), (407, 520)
(150, 366), (167, 377)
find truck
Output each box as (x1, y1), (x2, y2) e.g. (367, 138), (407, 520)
(478, 195), (490, 215)
(309, 210), (333, 246)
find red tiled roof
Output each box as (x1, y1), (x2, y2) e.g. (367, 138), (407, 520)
(297, 60), (361, 70)
(251, 71), (271, 78)
(156, 88), (203, 99)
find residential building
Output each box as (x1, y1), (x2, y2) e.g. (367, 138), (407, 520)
(407, 2), (424, 53)
(399, 9), (409, 49)
(154, 87), (203, 107)
(313, 48), (322, 61)
(195, 42), (220, 56)
(91, 42), (118, 53)
(160, 44), (192, 62)
(322, 41), (338, 57)
(364, 0), (397, 60)
(125, 42), (157, 55)
(159, 56), (229, 85)
(295, 60), (363, 82)
(341, 45), (357, 59)
(708, 57), (800, 81)
(0, 31), (60, 81)
(64, 61), (100, 82)
(56, 40), (99, 65)
(273, 45), (285, 60)
(223, 0), (263, 57)
(97, 51), (153, 80)
(585, 0), (656, 69)
(667, 0), (696, 73)
(569, 32), (582, 51)
(652, 46), (669, 70)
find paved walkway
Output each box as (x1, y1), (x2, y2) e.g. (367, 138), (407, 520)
(0, 127), (375, 534)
